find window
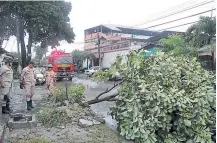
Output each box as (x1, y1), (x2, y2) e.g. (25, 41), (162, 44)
(54, 56), (73, 64)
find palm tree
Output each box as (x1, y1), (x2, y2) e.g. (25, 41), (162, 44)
(186, 16), (216, 47)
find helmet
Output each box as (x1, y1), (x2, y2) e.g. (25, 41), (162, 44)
(29, 61), (35, 65)
(3, 55), (13, 62)
(47, 64), (53, 68)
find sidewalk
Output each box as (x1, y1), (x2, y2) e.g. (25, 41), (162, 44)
(10, 82), (47, 113)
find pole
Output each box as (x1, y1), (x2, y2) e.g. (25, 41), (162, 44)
(16, 16), (21, 74)
(97, 27), (101, 67)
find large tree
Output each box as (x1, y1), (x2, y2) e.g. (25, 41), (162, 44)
(186, 16), (216, 47)
(0, 1), (75, 68)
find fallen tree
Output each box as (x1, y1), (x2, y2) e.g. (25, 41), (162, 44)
(84, 81), (123, 105)
(85, 50), (216, 143)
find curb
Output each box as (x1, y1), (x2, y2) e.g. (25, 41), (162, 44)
(0, 124), (8, 143)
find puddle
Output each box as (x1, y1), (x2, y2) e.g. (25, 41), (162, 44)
(72, 77), (101, 88)
(104, 115), (117, 130)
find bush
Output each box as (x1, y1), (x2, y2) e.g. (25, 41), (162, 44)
(52, 84), (85, 104)
(68, 84), (85, 104)
(109, 51), (215, 142)
(52, 87), (66, 102)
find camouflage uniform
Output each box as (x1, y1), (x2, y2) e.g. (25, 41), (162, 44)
(45, 70), (56, 95)
(0, 64), (13, 110)
(20, 67), (36, 102)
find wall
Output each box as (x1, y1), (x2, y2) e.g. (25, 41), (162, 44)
(102, 50), (129, 67)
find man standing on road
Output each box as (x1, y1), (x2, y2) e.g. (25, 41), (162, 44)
(0, 56), (13, 114)
(44, 64), (56, 96)
(20, 61), (37, 111)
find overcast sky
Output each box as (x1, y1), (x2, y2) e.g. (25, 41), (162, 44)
(2, 0), (216, 56)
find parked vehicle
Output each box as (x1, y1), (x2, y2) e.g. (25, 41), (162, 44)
(35, 69), (46, 85)
(85, 66), (102, 76)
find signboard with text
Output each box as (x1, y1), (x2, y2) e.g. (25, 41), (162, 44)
(90, 41), (131, 53)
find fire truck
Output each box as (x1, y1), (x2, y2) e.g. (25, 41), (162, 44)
(44, 48), (74, 80)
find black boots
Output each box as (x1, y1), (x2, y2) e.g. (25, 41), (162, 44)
(30, 100), (34, 108)
(27, 101), (31, 111)
(27, 100), (34, 111)
(2, 95), (11, 114)
(6, 103), (11, 112)
(2, 106), (10, 114)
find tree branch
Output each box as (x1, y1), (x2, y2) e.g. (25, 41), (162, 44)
(95, 80), (123, 99)
(85, 93), (118, 105)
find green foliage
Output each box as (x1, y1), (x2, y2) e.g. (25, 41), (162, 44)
(0, 1), (75, 46)
(52, 87), (66, 102)
(10, 137), (51, 143)
(92, 70), (112, 81)
(0, 1), (75, 66)
(186, 16), (216, 47)
(52, 84), (85, 104)
(159, 34), (198, 57)
(105, 51), (215, 142)
(68, 84), (85, 104)
(37, 107), (71, 126)
(159, 34), (185, 52)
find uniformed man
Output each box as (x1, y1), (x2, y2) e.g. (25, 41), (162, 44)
(20, 61), (37, 111)
(44, 64), (56, 96)
(0, 56), (13, 114)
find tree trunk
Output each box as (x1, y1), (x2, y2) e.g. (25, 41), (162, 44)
(18, 16), (26, 69)
(27, 31), (33, 64)
(87, 58), (89, 69)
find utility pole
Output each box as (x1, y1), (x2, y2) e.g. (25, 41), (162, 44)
(96, 27), (101, 67)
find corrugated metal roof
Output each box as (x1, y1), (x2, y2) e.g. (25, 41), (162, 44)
(102, 24), (156, 32)
(102, 24), (121, 31)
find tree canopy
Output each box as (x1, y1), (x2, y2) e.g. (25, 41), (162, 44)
(186, 16), (216, 47)
(0, 1), (75, 68)
(92, 50), (216, 142)
(159, 34), (198, 57)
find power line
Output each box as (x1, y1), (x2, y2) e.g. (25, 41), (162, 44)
(142, 8), (216, 30)
(134, 0), (213, 27)
(132, 0), (198, 27)
(157, 21), (199, 32)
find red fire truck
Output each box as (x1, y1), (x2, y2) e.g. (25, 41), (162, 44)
(44, 48), (74, 80)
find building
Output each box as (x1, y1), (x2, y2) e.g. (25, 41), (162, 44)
(138, 31), (182, 53)
(84, 24), (160, 67)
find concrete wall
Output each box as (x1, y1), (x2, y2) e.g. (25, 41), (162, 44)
(102, 50), (129, 67)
